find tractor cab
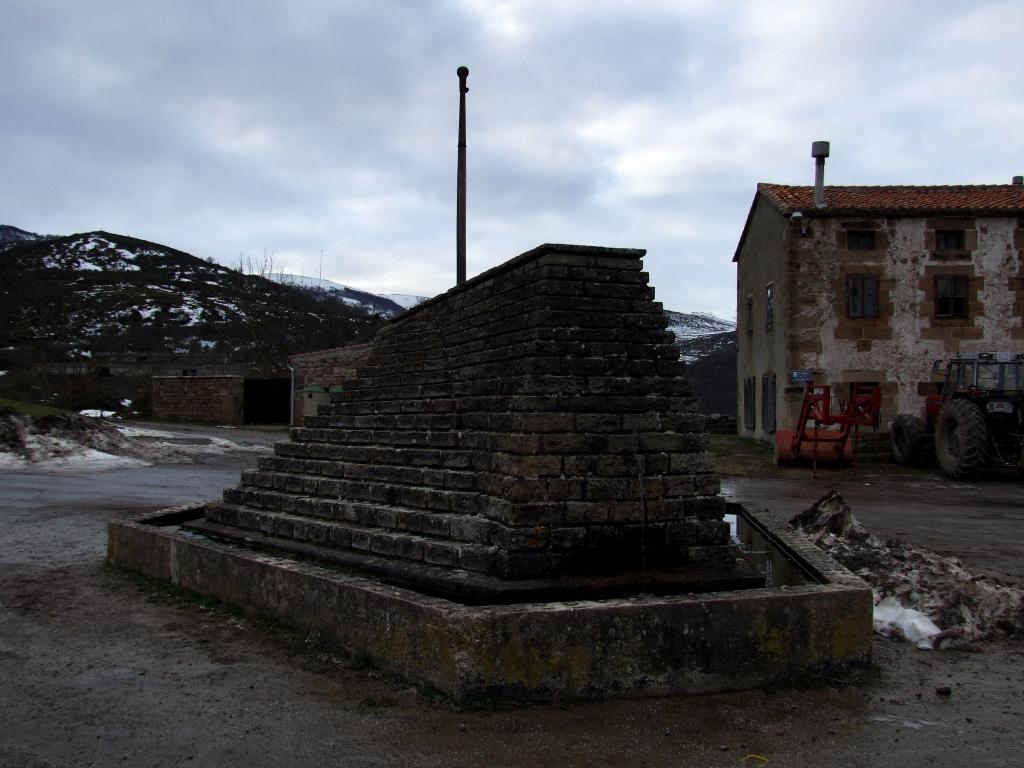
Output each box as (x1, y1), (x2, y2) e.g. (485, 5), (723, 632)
(894, 352), (1024, 478)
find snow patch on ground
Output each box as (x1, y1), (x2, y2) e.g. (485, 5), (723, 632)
(80, 409), (116, 418)
(0, 441), (149, 473)
(1, 413), (271, 473)
(790, 490), (1024, 649)
(115, 425), (179, 439)
(873, 597), (943, 649)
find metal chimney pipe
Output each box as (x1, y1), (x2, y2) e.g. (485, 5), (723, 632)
(811, 140), (830, 209)
(456, 66), (469, 285)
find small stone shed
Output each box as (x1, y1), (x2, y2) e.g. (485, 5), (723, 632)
(152, 375), (244, 424)
(152, 375), (290, 425)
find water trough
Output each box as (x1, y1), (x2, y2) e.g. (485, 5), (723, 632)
(108, 500), (871, 701)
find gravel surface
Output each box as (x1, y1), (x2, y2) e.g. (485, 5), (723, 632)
(2, 424), (1023, 767)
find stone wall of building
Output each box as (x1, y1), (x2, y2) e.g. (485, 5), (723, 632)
(209, 244), (733, 581)
(786, 215), (1022, 429)
(738, 208), (1023, 443)
(735, 197), (788, 440)
(289, 344), (372, 426)
(152, 375), (244, 424)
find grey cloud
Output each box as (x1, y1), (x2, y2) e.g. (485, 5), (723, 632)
(2, 1), (1022, 314)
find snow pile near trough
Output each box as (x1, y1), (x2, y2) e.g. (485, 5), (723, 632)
(789, 491), (1024, 649)
(0, 411), (269, 472)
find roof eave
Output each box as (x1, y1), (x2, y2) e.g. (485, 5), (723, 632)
(732, 189), (766, 263)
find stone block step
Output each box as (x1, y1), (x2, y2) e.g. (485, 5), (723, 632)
(345, 370), (450, 389)
(254, 456), (479, 491)
(274, 440), (475, 470)
(233, 471), (483, 514)
(325, 398), (456, 416)
(212, 497), (492, 542)
(304, 412), (461, 430)
(354, 362), (447, 379)
(204, 501), (501, 574)
(288, 426), (461, 449)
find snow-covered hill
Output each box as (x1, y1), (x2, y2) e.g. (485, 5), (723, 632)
(0, 224), (55, 246)
(661, 311), (737, 416)
(267, 273), (428, 319)
(664, 310), (735, 342)
(663, 311), (736, 363)
(1, 229), (381, 372)
(382, 293), (430, 310)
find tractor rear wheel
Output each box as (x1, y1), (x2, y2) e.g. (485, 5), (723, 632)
(935, 399), (989, 479)
(890, 414), (926, 465)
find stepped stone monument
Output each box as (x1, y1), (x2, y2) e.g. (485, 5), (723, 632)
(191, 243), (760, 598)
(109, 243), (872, 700)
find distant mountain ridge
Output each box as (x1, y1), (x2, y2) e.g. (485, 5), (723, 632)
(664, 310), (735, 341)
(0, 224), (56, 246)
(267, 273), (429, 319)
(664, 311), (737, 415)
(664, 311), (735, 363)
(0, 228), (381, 377)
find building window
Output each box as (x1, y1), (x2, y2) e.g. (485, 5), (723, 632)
(935, 276), (968, 318)
(847, 230), (876, 250)
(936, 229), (965, 251)
(743, 377), (757, 430)
(761, 374), (777, 434)
(846, 275), (880, 318)
(765, 284), (774, 330)
(746, 294), (754, 336)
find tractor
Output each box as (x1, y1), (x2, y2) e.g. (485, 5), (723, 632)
(890, 352), (1024, 479)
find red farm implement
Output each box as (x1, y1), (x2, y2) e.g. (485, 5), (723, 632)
(780, 382), (882, 474)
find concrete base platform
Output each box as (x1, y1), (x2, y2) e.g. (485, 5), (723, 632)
(107, 504), (873, 701)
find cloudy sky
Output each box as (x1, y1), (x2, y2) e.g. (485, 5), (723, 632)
(3, 1), (1022, 317)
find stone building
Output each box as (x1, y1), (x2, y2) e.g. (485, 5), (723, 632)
(152, 374), (291, 424)
(734, 152), (1024, 449)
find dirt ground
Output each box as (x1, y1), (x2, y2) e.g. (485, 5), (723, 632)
(1, 425), (1023, 767)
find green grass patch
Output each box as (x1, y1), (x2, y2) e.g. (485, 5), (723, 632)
(0, 397), (71, 417)
(711, 434), (776, 475)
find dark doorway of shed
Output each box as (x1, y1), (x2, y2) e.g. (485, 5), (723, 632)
(243, 378), (290, 424)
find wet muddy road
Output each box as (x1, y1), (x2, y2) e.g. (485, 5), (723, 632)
(724, 466), (1024, 586)
(2, 425), (1023, 767)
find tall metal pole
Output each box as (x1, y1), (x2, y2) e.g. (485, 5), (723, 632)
(456, 66), (469, 285)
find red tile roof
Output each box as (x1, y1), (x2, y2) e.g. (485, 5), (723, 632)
(758, 183), (1024, 215)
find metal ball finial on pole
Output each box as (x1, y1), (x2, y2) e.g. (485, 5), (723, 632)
(456, 66), (469, 285)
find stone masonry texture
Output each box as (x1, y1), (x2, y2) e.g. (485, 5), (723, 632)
(289, 343), (372, 426)
(207, 244), (731, 579)
(152, 375), (244, 424)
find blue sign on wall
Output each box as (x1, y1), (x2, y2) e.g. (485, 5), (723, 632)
(790, 369), (814, 384)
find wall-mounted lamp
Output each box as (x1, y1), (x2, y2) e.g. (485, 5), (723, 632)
(790, 211), (809, 235)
